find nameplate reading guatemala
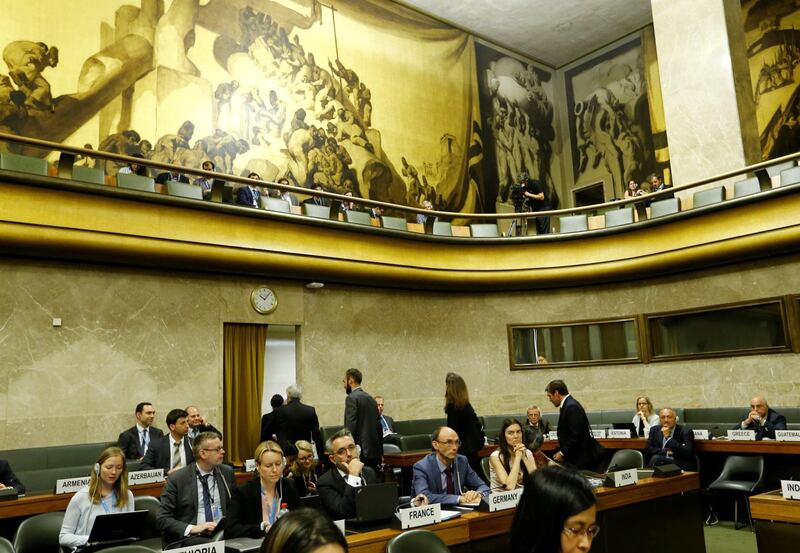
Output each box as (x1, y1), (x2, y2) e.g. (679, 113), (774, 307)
(168, 540), (225, 553)
(727, 429), (756, 441)
(692, 429), (710, 440)
(612, 468), (639, 488)
(782, 480), (800, 500)
(128, 469), (164, 485)
(484, 487), (523, 512)
(396, 503), (441, 529)
(55, 476), (91, 495)
(775, 430), (800, 442)
(607, 429), (631, 439)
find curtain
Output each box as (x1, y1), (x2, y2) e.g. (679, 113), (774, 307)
(223, 323), (269, 465)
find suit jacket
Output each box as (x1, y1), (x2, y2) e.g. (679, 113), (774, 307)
(523, 420), (551, 449)
(0, 459), (25, 494)
(380, 415), (395, 434)
(317, 466), (378, 520)
(344, 388), (383, 461)
(118, 425), (165, 460)
(446, 403), (485, 455)
(734, 408), (787, 440)
(156, 462), (235, 547)
(557, 395), (605, 470)
(645, 423), (697, 471)
(140, 434), (195, 473)
(188, 424), (221, 444)
(274, 400), (324, 460)
(227, 475), (301, 538)
(155, 172), (189, 184)
(236, 186), (261, 208)
(260, 410), (280, 444)
(411, 453), (489, 506)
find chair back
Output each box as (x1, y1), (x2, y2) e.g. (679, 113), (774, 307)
(733, 177), (760, 198)
(480, 456), (491, 483)
(780, 165), (800, 186)
(470, 223), (499, 237)
(133, 495), (161, 540)
(302, 203), (331, 219)
(432, 221), (453, 236)
(166, 180), (203, 200)
(0, 152), (48, 176)
(558, 214), (588, 233)
(381, 216), (408, 231)
(650, 197), (680, 218)
(262, 197), (291, 213)
(383, 443), (401, 454)
(345, 210), (372, 225)
(692, 186), (724, 208)
(386, 529), (452, 553)
(766, 160), (795, 177)
(95, 546), (159, 553)
(13, 511), (64, 553)
(607, 448), (644, 471)
(72, 166), (105, 184)
(604, 207), (634, 227)
(117, 173), (155, 193)
(718, 455), (764, 484)
(0, 537), (13, 553)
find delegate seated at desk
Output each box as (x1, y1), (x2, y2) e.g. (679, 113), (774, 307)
(317, 429), (378, 519)
(0, 459), (25, 494)
(645, 408), (697, 471)
(411, 426), (489, 506)
(140, 408), (194, 475)
(735, 395), (786, 440)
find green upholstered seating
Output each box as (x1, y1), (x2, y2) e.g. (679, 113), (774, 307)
(117, 173), (155, 192)
(72, 165), (105, 184)
(0, 152), (48, 176)
(166, 180), (203, 200)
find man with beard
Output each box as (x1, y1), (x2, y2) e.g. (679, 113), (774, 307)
(342, 368), (382, 471)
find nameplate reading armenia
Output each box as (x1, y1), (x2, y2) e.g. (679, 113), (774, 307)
(55, 477), (91, 495)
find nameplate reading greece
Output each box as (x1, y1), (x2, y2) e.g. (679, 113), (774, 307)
(396, 503), (441, 529)
(692, 429), (710, 440)
(55, 476), (92, 495)
(128, 469), (164, 485)
(483, 487), (523, 512)
(168, 540), (225, 553)
(727, 430), (756, 441)
(591, 429), (607, 439)
(612, 468), (639, 488)
(607, 429), (631, 439)
(782, 480), (800, 500)
(775, 430), (800, 442)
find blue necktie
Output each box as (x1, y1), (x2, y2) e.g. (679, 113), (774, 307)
(200, 474), (214, 522)
(381, 416), (389, 433)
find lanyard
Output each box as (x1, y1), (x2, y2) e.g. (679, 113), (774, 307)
(260, 484), (280, 525)
(100, 491), (116, 514)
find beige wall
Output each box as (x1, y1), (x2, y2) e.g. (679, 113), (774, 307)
(1, 252), (798, 449)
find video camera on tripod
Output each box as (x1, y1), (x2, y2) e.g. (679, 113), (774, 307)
(509, 172), (530, 213)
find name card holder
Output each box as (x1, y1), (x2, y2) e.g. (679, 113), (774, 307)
(775, 430), (800, 442)
(606, 468), (639, 488)
(168, 540), (225, 553)
(477, 488), (523, 512)
(244, 459), (256, 472)
(396, 503), (441, 529)
(546, 432), (559, 441)
(334, 520), (346, 535)
(55, 476), (92, 495)
(782, 480), (800, 500)
(692, 429), (710, 440)
(591, 429), (607, 439)
(727, 430), (756, 441)
(607, 429), (631, 439)
(128, 469), (165, 485)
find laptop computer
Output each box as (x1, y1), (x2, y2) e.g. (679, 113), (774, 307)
(82, 510), (148, 550)
(225, 536), (264, 553)
(346, 482), (399, 524)
(612, 422), (640, 437)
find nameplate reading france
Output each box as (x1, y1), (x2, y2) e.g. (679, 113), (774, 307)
(546, 432), (559, 441)
(775, 430), (800, 442)
(167, 540), (225, 553)
(55, 476), (92, 495)
(613, 468), (639, 488)
(692, 429), (710, 440)
(396, 503), (441, 529)
(484, 488), (523, 512)
(782, 480), (800, 500)
(727, 430), (756, 441)
(591, 429), (607, 439)
(607, 429), (631, 439)
(244, 459), (256, 472)
(128, 469), (164, 485)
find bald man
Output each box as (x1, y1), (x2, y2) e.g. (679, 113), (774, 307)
(735, 396), (786, 440)
(645, 408), (696, 471)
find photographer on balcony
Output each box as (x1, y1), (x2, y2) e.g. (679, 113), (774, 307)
(519, 172), (551, 235)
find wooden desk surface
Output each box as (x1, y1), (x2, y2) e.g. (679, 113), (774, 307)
(383, 445), (496, 467)
(750, 490), (800, 524)
(539, 437), (800, 455)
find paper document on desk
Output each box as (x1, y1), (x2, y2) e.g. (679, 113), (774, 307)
(458, 499), (481, 508)
(440, 510), (462, 521)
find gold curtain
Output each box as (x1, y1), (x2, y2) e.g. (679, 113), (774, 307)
(223, 323), (268, 465)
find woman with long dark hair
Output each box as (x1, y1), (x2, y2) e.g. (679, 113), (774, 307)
(444, 372), (486, 481)
(489, 418), (536, 491)
(260, 508), (348, 553)
(510, 466), (599, 553)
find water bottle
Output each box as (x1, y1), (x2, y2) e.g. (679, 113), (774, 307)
(277, 502), (289, 519)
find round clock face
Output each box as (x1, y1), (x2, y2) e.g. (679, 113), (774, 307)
(251, 286), (277, 314)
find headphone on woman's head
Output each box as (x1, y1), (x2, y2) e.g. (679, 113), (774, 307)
(94, 463), (101, 475)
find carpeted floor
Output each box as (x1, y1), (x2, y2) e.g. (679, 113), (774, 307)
(704, 521), (758, 553)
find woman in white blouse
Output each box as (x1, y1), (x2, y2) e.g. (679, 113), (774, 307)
(489, 418), (537, 491)
(59, 446), (135, 551)
(632, 396), (660, 438)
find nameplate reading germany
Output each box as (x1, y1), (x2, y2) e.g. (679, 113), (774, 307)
(128, 469), (164, 485)
(782, 480), (800, 500)
(775, 430), (800, 442)
(55, 476), (91, 495)
(727, 430), (756, 441)
(484, 487), (523, 512)
(397, 503), (441, 529)
(168, 540), (225, 553)
(607, 429), (631, 439)
(612, 468), (639, 488)
(692, 429), (710, 440)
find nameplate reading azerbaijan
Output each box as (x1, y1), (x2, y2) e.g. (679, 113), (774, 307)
(168, 540), (225, 553)
(611, 468), (638, 488)
(56, 477), (91, 494)
(775, 430), (800, 442)
(591, 429), (607, 439)
(727, 430), (756, 441)
(782, 480), (800, 500)
(128, 469), (164, 485)
(396, 503), (441, 529)
(482, 487), (523, 512)
(607, 429), (631, 439)
(692, 429), (710, 440)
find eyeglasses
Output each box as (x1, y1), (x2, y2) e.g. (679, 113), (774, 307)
(202, 446), (224, 453)
(334, 444), (357, 456)
(436, 439), (461, 447)
(562, 525), (601, 540)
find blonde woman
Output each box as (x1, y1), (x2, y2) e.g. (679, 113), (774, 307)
(289, 440), (318, 496)
(59, 446), (134, 551)
(632, 396), (659, 438)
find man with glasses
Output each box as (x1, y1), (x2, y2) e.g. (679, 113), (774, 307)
(735, 395), (786, 440)
(141, 408), (195, 475)
(156, 432), (234, 549)
(317, 428), (378, 519)
(411, 426), (489, 506)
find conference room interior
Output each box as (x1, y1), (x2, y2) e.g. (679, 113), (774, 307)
(2, 0), (800, 552)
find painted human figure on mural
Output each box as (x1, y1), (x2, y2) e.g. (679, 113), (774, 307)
(2, 41), (59, 112)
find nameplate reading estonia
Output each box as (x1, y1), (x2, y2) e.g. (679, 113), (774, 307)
(244, 459), (256, 472)
(727, 430), (756, 441)
(782, 480), (800, 500)
(607, 429), (631, 439)
(484, 488), (523, 512)
(55, 476), (92, 495)
(775, 430), (800, 442)
(128, 469), (164, 485)
(692, 430), (710, 440)
(612, 468), (639, 488)
(396, 503), (441, 529)
(546, 432), (559, 441)
(591, 429), (607, 439)
(167, 540), (225, 553)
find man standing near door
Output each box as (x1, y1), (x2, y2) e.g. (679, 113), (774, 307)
(342, 368), (383, 471)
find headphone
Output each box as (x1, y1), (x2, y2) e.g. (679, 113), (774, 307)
(94, 463), (100, 475)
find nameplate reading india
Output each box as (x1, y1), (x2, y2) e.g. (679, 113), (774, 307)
(775, 430), (800, 442)
(727, 430), (756, 441)
(397, 503), (441, 529)
(483, 487), (523, 512)
(611, 468), (639, 488)
(244, 459), (256, 472)
(168, 540), (225, 553)
(782, 480), (800, 500)
(692, 429), (710, 440)
(591, 429), (607, 439)
(128, 469), (164, 485)
(55, 476), (91, 495)
(607, 429), (631, 439)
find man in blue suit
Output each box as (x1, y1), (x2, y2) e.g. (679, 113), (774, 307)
(236, 173), (262, 208)
(411, 426), (489, 506)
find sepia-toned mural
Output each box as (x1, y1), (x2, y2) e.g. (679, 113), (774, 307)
(742, 0), (800, 160)
(0, 0), (486, 212)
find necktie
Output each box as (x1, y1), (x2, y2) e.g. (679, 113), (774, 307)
(445, 466), (454, 495)
(172, 440), (182, 470)
(381, 417), (389, 433)
(141, 429), (149, 456)
(200, 474), (214, 522)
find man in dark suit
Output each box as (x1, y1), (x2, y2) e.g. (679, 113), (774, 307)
(375, 395), (400, 446)
(343, 368), (383, 470)
(735, 395), (787, 440)
(273, 384), (323, 460)
(141, 408), (194, 475)
(185, 406), (221, 444)
(0, 459), (25, 494)
(317, 429), (378, 519)
(156, 432), (234, 548)
(155, 171), (189, 184)
(260, 394), (284, 443)
(236, 173), (262, 208)
(545, 380), (605, 470)
(523, 405), (551, 450)
(411, 426), (489, 506)
(118, 401), (164, 460)
(645, 407), (697, 471)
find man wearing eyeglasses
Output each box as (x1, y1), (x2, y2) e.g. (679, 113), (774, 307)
(411, 426), (489, 506)
(317, 428), (379, 519)
(156, 432), (235, 549)
(735, 395), (786, 440)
